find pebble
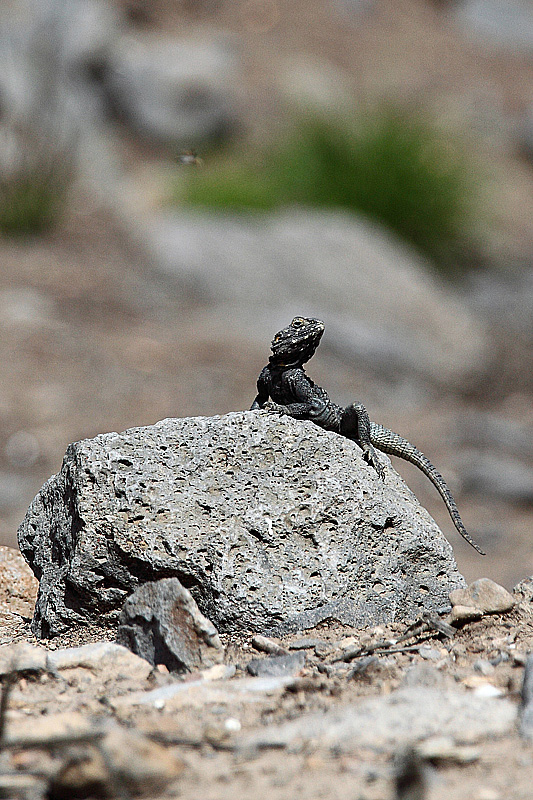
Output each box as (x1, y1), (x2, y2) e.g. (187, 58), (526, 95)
(473, 684), (504, 698)
(337, 636), (358, 650)
(224, 717), (242, 732)
(251, 635), (288, 656)
(474, 659), (495, 676)
(247, 651), (305, 678)
(418, 647), (441, 661)
(201, 664), (236, 681)
(449, 578), (515, 615)
(449, 605), (483, 625)
(347, 655), (379, 679)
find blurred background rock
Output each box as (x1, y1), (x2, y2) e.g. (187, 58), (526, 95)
(0, 0), (532, 586)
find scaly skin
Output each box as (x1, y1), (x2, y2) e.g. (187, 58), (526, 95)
(251, 316), (485, 555)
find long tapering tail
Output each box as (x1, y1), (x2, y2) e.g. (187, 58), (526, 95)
(369, 422), (485, 555)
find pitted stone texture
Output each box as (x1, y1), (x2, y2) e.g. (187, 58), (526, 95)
(18, 412), (465, 638)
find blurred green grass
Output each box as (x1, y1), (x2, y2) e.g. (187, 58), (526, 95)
(0, 135), (74, 238)
(176, 108), (483, 272)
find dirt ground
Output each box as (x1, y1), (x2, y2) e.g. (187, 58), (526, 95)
(1, 551), (533, 799)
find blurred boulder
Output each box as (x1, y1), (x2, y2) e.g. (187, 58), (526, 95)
(33, 0), (124, 72)
(453, 1), (533, 53)
(466, 267), (533, 338)
(458, 412), (533, 461)
(460, 451), (533, 503)
(144, 210), (490, 388)
(104, 33), (240, 145)
(0, 0), (124, 126)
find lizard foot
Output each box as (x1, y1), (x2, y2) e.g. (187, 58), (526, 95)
(263, 400), (286, 414)
(361, 444), (385, 480)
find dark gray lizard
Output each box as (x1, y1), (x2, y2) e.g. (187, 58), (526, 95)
(251, 316), (485, 555)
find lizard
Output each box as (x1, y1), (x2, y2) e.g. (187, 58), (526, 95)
(251, 316), (485, 555)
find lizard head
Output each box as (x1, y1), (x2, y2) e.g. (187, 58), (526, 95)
(270, 317), (325, 365)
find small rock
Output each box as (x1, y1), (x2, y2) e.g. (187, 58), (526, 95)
(449, 578), (515, 615)
(201, 664), (236, 681)
(337, 636), (358, 651)
(0, 642), (47, 676)
(117, 577), (224, 673)
(346, 655), (379, 679)
(472, 684), (504, 698)
(474, 659), (495, 676)
(418, 647), (441, 661)
(402, 664), (446, 689)
(462, 675), (504, 697)
(285, 676), (329, 693)
(448, 605), (483, 626)
(224, 717), (242, 732)
(47, 642), (152, 682)
(246, 652), (306, 678)
(513, 652), (528, 667)
(251, 635), (288, 656)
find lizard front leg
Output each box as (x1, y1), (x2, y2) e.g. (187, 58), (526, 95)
(340, 402), (385, 480)
(263, 397), (326, 420)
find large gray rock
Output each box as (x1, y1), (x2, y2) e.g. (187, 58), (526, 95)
(18, 412), (465, 638)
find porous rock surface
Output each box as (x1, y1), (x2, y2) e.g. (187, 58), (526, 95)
(18, 412), (465, 638)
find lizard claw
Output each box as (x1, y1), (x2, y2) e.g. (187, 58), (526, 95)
(264, 400), (285, 414)
(362, 444), (385, 480)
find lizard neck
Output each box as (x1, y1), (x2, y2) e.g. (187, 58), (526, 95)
(269, 356), (304, 370)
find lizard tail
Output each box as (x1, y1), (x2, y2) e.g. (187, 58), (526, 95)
(369, 422), (485, 555)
